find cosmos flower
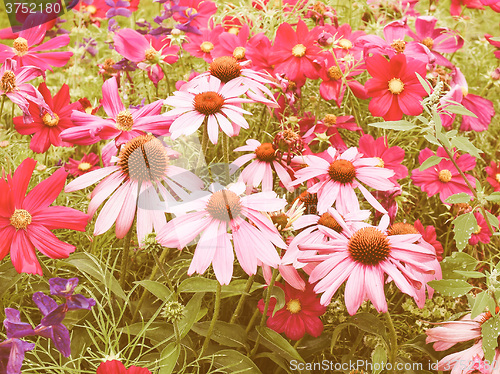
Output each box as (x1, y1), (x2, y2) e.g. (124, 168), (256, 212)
(65, 135), (204, 243)
(298, 209), (439, 313)
(172, 0), (217, 34)
(0, 158), (89, 275)
(156, 182), (287, 285)
(414, 219), (443, 261)
(486, 161), (500, 192)
(468, 211), (493, 245)
(257, 281), (326, 340)
(411, 147), (476, 203)
(13, 82), (82, 153)
(291, 147), (395, 214)
(65, 153), (101, 177)
(73, 0), (140, 19)
(163, 75), (253, 144)
(96, 359), (151, 373)
(183, 26), (224, 63)
(365, 53), (428, 121)
(211, 25), (250, 60)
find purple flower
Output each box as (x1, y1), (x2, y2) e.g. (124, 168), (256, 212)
(105, 0), (133, 18)
(3, 309), (34, 339)
(48, 278), (96, 311)
(0, 338), (35, 374)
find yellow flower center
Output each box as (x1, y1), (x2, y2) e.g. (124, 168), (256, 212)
(422, 37), (434, 49)
(86, 4), (97, 14)
(388, 78), (405, 94)
(144, 47), (159, 62)
(0, 70), (16, 93)
(338, 38), (353, 49)
(78, 162), (92, 171)
(461, 86), (468, 97)
(13, 37), (28, 56)
(474, 226), (482, 235)
(115, 110), (134, 131)
(327, 66), (342, 80)
(375, 157), (384, 168)
(10, 209), (32, 230)
(323, 114), (337, 127)
(438, 169), (452, 183)
(184, 7), (197, 16)
(390, 39), (406, 53)
(292, 44), (307, 57)
(232, 46), (246, 60)
(200, 41), (214, 53)
(228, 27), (239, 35)
(495, 174), (500, 183)
(42, 112), (60, 127)
(286, 299), (302, 314)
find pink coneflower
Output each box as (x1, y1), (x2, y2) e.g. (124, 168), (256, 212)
(231, 139), (293, 194)
(469, 211), (493, 245)
(13, 82), (82, 153)
(61, 77), (172, 146)
(0, 159), (89, 275)
(65, 135), (204, 242)
(426, 312), (500, 373)
(163, 75), (253, 144)
(365, 53), (428, 121)
(411, 147), (476, 203)
(0, 23), (72, 71)
(65, 153), (101, 177)
(156, 182), (286, 285)
(486, 161), (500, 191)
(298, 208), (439, 313)
(183, 26), (224, 63)
(0, 58), (43, 114)
(358, 134), (408, 179)
(257, 281), (326, 340)
(270, 20), (324, 81)
(291, 147), (395, 214)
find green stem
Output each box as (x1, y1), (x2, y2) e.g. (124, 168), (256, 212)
(0, 95), (6, 129)
(230, 275), (254, 324)
(222, 133), (230, 184)
(250, 268), (279, 356)
(245, 309), (260, 334)
(384, 312), (398, 368)
(152, 249), (175, 292)
(198, 282), (222, 359)
(196, 119), (208, 174)
(120, 226), (134, 289)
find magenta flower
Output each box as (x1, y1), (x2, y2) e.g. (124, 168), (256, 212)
(357, 134), (408, 179)
(65, 135), (204, 242)
(486, 161), (500, 191)
(291, 147), (395, 214)
(485, 34), (500, 59)
(211, 25), (250, 60)
(65, 153), (101, 177)
(449, 0), (484, 16)
(156, 183), (287, 285)
(61, 77), (172, 146)
(411, 147), (476, 203)
(469, 211), (493, 245)
(0, 23), (72, 71)
(183, 26), (224, 63)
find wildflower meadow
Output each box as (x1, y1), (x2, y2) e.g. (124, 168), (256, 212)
(0, 0), (500, 372)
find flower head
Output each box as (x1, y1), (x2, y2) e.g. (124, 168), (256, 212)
(65, 153), (101, 177)
(96, 359), (151, 373)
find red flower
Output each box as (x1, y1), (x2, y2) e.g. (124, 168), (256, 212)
(65, 153), (101, 177)
(96, 360), (151, 374)
(0, 159), (89, 275)
(486, 161), (500, 191)
(358, 134), (408, 179)
(469, 212), (493, 245)
(13, 82), (82, 153)
(270, 20), (324, 81)
(74, 0), (140, 19)
(183, 26), (224, 63)
(414, 219), (444, 261)
(365, 53), (427, 121)
(257, 281), (326, 341)
(411, 147), (476, 203)
(212, 25), (250, 61)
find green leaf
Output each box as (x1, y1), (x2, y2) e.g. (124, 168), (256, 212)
(349, 313), (387, 337)
(471, 291), (496, 319)
(330, 323), (350, 353)
(428, 279), (473, 297)
(118, 322), (174, 344)
(451, 136), (482, 157)
(212, 349), (262, 373)
(452, 212), (478, 250)
(423, 133), (440, 146)
(481, 315), (500, 361)
(270, 286), (286, 317)
(445, 193), (473, 204)
(367, 120), (416, 131)
(415, 72), (432, 95)
(178, 293), (205, 338)
(371, 345), (387, 374)
(419, 156), (443, 171)
(159, 342), (180, 374)
(178, 277), (263, 297)
(135, 280), (173, 302)
(453, 270), (486, 279)
(485, 192), (500, 203)
(256, 326), (304, 363)
(488, 210), (500, 230)
(441, 252), (478, 279)
(192, 321), (247, 348)
(445, 105), (478, 118)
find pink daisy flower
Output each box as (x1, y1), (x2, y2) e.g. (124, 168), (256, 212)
(469, 211), (493, 245)
(183, 26), (224, 63)
(411, 147), (476, 203)
(13, 82), (82, 153)
(486, 161), (500, 192)
(65, 153), (100, 177)
(365, 53), (428, 121)
(257, 280), (326, 341)
(0, 23), (72, 71)
(0, 158), (89, 275)
(298, 209), (439, 313)
(163, 75), (253, 144)
(231, 139), (293, 194)
(357, 134), (408, 179)
(61, 77), (172, 146)
(291, 147), (395, 214)
(156, 182), (287, 285)
(65, 135), (204, 243)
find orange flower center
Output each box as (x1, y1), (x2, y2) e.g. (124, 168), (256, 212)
(255, 143), (276, 162)
(42, 112), (59, 127)
(348, 227), (391, 265)
(145, 47), (159, 62)
(209, 56), (242, 83)
(388, 78), (405, 94)
(115, 110), (134, 131)
(328, 159), (356, 184)
(317, 212), (343, 233)
(0, 70), (16, 93)
(232, 46), (246, 60)
(193, 91), (225, 115)
(438, 169), (452, 183)
(206, 190), (242, 222)
(13, 37), (28, 56)
(338, 39), (353, 49)
(387, 222), (418, 236)
(286, 299), (302, 314)
(228, 27), (239, 35)
(118, 135), (169, 183)
(292, 44), (307, 57)
(298, 191), (318, 215)
(390, 39), (406, 53)
(327, 66), (343, 80)
(200, 41), (214, 53)
(10, 209), (32, 230)
(323, 114), (337, 127)
(78, 162), (92, 171)
(271, 213), (289, 230)
(422, 37), (434, 49)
